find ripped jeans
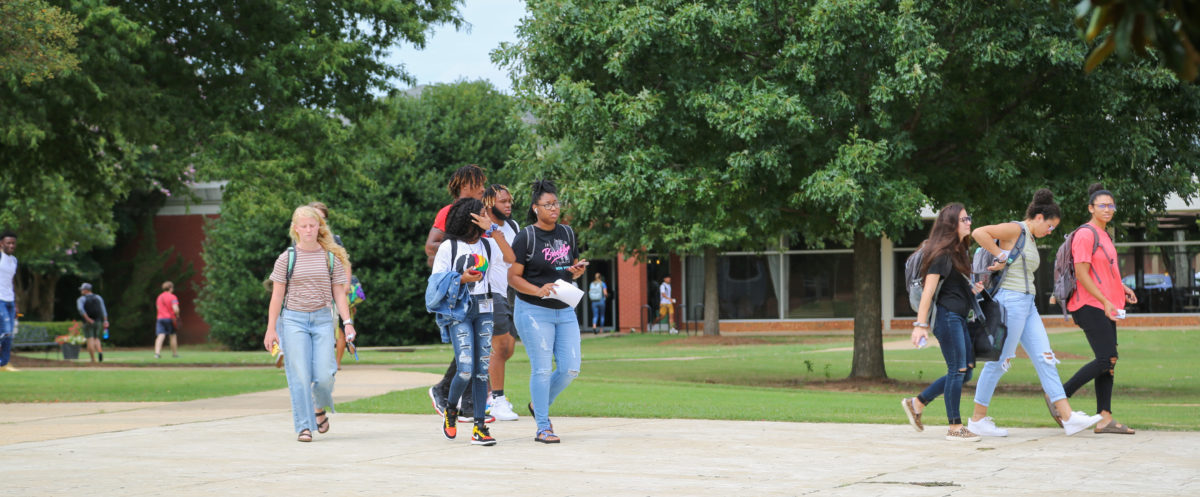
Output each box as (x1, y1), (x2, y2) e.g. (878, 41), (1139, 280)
(447, 296), (493, 422)
(917, 305), (974, 425)
(974, 289), (1067, 407)
(514, 298), (581, 432)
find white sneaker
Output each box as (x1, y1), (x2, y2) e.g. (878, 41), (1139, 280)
(669, 328), (679, 334)
(489, 395), (519, 421)
(1062, 411), (1103, 436)
(967, 416), (1009, 437)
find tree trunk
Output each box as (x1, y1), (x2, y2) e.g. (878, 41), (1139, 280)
(14, 267), (58, 321)
(703, 246), (720, 336)
(850, 231), (886, 378)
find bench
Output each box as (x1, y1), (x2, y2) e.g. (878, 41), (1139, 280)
(8, 325), (62, 359)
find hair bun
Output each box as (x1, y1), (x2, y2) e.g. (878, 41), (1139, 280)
(1032, 188), (1054, 205)
(1088, 183), (1106, 196)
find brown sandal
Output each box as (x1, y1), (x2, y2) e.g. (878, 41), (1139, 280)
(1094, 420), (1135, 434)
(297, 429), (313, 442)
(315, 410), (330, 434)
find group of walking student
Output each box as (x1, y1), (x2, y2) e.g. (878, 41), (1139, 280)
(259, 173), (1135, 445)
(263, 164), (586, 445)
(902, 184), (1137, 442)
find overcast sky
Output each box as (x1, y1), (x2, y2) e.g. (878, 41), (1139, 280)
(385, 0), (525, 94)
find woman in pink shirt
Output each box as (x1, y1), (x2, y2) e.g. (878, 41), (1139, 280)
(1063, 183), (1137, 435)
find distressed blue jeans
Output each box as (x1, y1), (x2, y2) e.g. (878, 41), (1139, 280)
(0, 300), (13, 366)
(917, 306), (975, 425)
(515, 298), (581, 432)
(974, 289), (1067, 407)
(278, 307), (336, 434)
(447, 296), (493, 421)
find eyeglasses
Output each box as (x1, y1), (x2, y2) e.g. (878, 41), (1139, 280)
(539, 202), (563, 210)
(1046, 224), (1058, 233)
(1093, 203), (1117, 211)
(959, 216), (972, 223)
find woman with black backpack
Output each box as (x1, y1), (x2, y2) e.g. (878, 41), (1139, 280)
(901, 203), (986, 442)
(967, 189), (1102, 437)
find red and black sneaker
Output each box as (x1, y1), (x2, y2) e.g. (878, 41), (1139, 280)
(442, 407), (458, 440)
(471, 424), (497, 446)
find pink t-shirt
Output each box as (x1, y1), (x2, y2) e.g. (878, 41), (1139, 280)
(1067, 222), (1124, 314)
(156, 291), (179, 320)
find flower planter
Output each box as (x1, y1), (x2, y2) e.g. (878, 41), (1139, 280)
(61, 343), (80, 360)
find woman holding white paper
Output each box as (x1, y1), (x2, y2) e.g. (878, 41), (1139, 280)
(508, 179), (586, 444)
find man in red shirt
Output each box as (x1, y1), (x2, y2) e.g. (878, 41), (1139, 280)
(155, 281), (181, 359)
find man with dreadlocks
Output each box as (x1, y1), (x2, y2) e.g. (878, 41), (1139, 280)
(426, 164), (493, 423)
(481, 184), (521, 421)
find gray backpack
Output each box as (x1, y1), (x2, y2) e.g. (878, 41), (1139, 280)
(971, 222), (1028, 296)
(1050, 224), (1111, 319)
(904, 243), (943, 314)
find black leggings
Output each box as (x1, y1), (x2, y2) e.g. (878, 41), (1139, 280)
(1063, 305), (1118, 414)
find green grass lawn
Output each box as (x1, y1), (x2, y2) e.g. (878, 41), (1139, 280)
(342, 330), (1200, 431)
(0, 368), (286, 402)
(8, 330), (1199, 430)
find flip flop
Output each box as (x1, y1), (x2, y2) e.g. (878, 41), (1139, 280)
(1094, 420), (1135, 434)
(315, 410), (330, 434)
(1043, 393), (1063, 427)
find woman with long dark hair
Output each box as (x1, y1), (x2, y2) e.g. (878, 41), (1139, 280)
(430, 197), (515, 445)
(508, 180), (587, 443)
(901, 203), (985, 442)
(967, 189), (1102, 436)
(1061, 183), (1137, 434)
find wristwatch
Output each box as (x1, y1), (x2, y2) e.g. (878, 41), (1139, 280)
(343, 319), (354, 326)
(912, 321), (930, 328)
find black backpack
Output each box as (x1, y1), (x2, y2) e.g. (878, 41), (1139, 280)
(83, 294), (104, 319)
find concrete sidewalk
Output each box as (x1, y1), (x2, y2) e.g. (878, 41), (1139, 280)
(2, 366), (1197, 496)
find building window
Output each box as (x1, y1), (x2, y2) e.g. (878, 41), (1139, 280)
(787, 253), (855, 318)
(685, 255), (781, 320)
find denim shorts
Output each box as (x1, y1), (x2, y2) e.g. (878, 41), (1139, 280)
(155, 318), (176, 335)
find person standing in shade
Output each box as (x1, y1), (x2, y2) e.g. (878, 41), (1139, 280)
(589, 273), (608, 333)
(658, 275), (677, 334)
(77, 283), (108, 363)
(263, 205), (355, 442)
(154, 281), (181, 359)
(483, 184), (522, 422)
(0, 231), (19, 372)
(509, 179), (587, 443)
(1061, 183), (1138, 435)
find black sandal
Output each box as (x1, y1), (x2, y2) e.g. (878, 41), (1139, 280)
(315, 410), (330, 434)
(297, 429), (312, 442)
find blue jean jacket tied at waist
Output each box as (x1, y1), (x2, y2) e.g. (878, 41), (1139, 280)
(425, 271), (470, 344)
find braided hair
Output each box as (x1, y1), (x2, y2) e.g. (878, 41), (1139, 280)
(444, 197), (485, 242)
(526, 179), (558, 224)
(447, 164), (486, 199)
(483, 183), (510, 220)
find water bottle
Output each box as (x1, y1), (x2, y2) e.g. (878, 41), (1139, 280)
(103, 328), (109, 340)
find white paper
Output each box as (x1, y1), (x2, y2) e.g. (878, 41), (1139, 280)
(544, 279), (584, 308)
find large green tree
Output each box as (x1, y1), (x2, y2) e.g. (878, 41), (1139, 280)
(199, 81), (524, 349)
(499, 1), (1200, 378)
(2, 0), (461, 319)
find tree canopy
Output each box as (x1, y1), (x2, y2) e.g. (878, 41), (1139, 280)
(499, 0), (1200, 377)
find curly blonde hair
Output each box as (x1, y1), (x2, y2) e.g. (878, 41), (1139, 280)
(289, 206), (349, 268)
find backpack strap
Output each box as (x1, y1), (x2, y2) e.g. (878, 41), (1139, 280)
(505, 219), (518, 233)
(523, 225), (536, 265)
(1078, 224), (1110, 285)
(284, 246), (297, 310)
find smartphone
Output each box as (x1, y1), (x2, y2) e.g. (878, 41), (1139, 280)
(467, 269), (482, 276)
(917, 336), (928, 349)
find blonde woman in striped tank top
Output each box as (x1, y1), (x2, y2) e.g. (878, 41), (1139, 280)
(967, 189), (1102, 437)
(263, 206), (355, 442)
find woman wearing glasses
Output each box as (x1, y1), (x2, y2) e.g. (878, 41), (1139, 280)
(902, 203), (986, 442)
(508, 180), (587, 443)
(1061, 183), (1137, 434)
(967, 189), (1102, 437)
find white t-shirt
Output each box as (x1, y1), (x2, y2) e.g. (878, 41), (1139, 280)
(485, 219), (519, 295)
(0, 253), (16, 302)
(660, 281), (672, 304)
(433, 238), (503, 296)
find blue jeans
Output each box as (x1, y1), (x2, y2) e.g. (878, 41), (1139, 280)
(0, 300), (13, 366)
(917, 306), (975, 425)
(278, 307), (336, 433)
(515, 298), (582, 432)
(447, 296), (493, 421)
(591, 299), (605, 327)
(974, 289), (1067, 407)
